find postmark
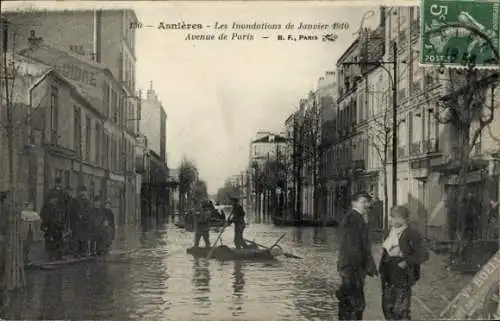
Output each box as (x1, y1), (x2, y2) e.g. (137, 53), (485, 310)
(420, 0), (500, 69)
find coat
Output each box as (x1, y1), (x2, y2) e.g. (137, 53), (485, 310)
(379, 226), (429, 286)
(40, 189), (69, 229)
(73, 198), (93, 241)
(230, 204), (246, 226)
(337, 209), (377, 276)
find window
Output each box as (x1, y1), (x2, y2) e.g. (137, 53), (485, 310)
(74, 106), (81, 157)
(114, 92), (119, 123)
(95, 123), (101, 165)
(85, 116), (92, 160)
(102, 82), (110, 117)
(411, 49), (422, 94)
(50, 86), (59, 144)
(110, 89), (116, 122)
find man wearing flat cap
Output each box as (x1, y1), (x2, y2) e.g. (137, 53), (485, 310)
(228, 196), (248, 249)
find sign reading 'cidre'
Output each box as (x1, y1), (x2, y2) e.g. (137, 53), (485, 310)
(57, 63), (98, 87)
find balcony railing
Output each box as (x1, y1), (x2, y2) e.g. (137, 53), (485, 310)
(423, 139), (437, 153)
(410, 81), (422, 96)
(410, 20), (420, 39)
(398, 146), (408, 158)
(410, 141), (422, 156)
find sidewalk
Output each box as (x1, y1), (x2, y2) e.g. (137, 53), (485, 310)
(363, 244), (474, 320)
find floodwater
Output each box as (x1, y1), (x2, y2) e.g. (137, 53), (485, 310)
(3, 220), (470, 320)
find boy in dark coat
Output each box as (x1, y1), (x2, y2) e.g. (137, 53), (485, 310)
(40, 178), (69, 260)
(336, 191), (378, 320)
(379, 205), (429, 320)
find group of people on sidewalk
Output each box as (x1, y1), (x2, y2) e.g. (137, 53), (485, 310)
(193, 197), (249, 249)
(337, 191), (430, 320)
(35, 178), (116, 262)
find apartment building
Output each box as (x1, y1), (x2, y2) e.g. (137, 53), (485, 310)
(334, 9), (386, 221)
(317, 71), (337, 220)
(3, 9), (138, 95)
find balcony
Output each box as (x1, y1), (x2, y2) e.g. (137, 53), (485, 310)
(423, 139), (437, 153)
(410, 19), (420, 40)
(353, 159), (365, 171)
(410, 81), (422, 96)
(398, 146), (408, 158)
(410, 141), (422, 156)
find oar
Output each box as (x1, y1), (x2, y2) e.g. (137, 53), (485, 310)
(245, 237), (303, 259)
(206, 215), (233, 259)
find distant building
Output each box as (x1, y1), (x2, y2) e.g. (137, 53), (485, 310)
(140, 82), (167, 161)
(316, 71), (338, 221)
(138, 82), (170, 221)
(247, 132), (288, 219)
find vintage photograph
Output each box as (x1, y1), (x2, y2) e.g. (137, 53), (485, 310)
(0, 0), (499, 320)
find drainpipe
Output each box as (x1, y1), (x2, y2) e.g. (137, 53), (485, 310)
(28, 69), (53, 209)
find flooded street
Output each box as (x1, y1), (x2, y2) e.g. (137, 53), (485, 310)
(5, 222), (470, 320)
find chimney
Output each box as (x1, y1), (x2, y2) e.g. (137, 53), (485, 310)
(379, 6), (386, 28)
(147, 81), (156, 101)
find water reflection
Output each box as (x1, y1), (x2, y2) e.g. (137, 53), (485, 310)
(4, 224), (469, 321)
(192, 257), (211, 313)
(292, 228), (303, 244)
(40, 271), (64, 319)
(231, 261), (245, 316)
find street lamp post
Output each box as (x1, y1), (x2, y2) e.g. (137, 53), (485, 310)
(390, 40), (398, 210)
(342, 38), (401, 232)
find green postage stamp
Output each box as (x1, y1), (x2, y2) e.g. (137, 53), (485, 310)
(420, 0), (500, 68)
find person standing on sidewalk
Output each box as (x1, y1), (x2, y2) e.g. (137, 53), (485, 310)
(336, 191), (378, 320)
(40, 177), (69, 261)
(379, 205), (429, 320)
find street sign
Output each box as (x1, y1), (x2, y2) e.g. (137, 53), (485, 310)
(420, 0), (500, 68)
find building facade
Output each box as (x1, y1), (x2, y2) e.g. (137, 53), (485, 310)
(2, 9), (141, 224)
(139, 83), (170, 221)
(248, 132), (288, 219)
(332, 8), (386, 222)
(317, 71), (337, 221)
(3, 9), (138, 94)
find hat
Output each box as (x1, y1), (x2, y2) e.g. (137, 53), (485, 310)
(104, 199), (111, 205)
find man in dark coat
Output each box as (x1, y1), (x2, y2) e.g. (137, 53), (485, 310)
(64, 187), (79, 256)
(95, 198), (115, 255)
(73, 185), (93, 257)
(228, 197), (248, 249)
(40, 178), (69, 261)
(336, 191), (378, 320)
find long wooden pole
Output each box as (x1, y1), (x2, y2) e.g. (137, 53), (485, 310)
(205, 215), (232, 260)
(245, 237), (302, 259)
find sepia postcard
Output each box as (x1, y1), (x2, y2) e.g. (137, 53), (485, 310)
(0, 0), (499, 320)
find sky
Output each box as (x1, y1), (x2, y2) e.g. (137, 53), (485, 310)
(3, 1), (385, 194)
(133, 1), (380, 193)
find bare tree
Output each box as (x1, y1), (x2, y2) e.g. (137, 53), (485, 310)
(421, 22), (500, 262)
(178, 157), (199, 213)
(301, 93), (322, 220)
(367, 90), (405, 232)
(0, 20), (47, 294)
